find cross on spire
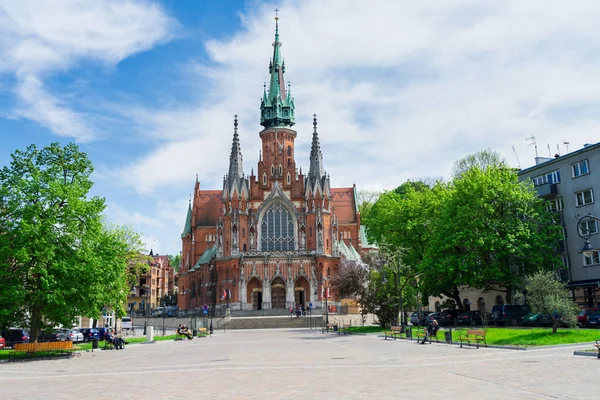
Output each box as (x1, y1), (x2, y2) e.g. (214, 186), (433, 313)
(274, 8), (279, 20)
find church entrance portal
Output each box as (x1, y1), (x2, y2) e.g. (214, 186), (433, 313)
(252, 291), (263, 310)
(294, 276), (310, 308)
(271, 277), (286, 309)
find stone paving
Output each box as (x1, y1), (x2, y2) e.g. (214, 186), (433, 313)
(0, 329), (598, 399)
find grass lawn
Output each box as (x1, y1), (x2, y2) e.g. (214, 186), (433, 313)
(0, 334), (180, 360)
(347, 325), (600, 347)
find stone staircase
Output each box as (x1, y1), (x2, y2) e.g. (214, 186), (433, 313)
(226, 315), (323, 330)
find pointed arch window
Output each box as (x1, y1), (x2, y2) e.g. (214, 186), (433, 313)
(271, 164), (275, 176)
(263, 172), (267, 186)
(278, 163), (283, 175)
(287, 146), (291, 156)
(286, 172), (291, 185)
(260, 202), (295, 251)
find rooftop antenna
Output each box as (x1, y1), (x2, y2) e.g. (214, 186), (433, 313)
(563, 141), (570, 153)
(556, 144), (561, 156)
(526, 135), (538, 157)
(547, 143), (551, 157)
(512, 145), (521, 169)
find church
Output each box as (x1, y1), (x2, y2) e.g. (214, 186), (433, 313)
(177, 17), (366, 312)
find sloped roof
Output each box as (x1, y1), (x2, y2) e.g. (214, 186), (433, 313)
(331, 187), (357, 224)
(192, 242), (218, 270)
(360, 225), (378, 249)
(195, 190), (222, 227)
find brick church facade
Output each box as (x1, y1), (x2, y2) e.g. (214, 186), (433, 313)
(178, 18), (364, 311)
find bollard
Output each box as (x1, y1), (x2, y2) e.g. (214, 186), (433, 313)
(91, 338), (99, 352)
(146, 326), (154, 342)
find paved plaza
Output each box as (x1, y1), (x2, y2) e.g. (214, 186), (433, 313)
(0, 329), (598, 399)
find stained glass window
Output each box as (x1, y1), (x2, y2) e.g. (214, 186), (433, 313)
(260, 202), (295, 251)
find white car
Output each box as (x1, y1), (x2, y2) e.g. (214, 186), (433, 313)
(121, 317), (133, 330)
(66, 328), (84, 343)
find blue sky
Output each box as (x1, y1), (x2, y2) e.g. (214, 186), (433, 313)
(1, 0), (599, 255)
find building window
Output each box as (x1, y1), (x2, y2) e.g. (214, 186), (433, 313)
(572, 160), (589, 177)
(286, 172), (291, 184)
(260, 202), (295, 251)
(495, 295), (504, 305)
(547, 197), (564, 212)
(263, 173), (267, 186)
(533, 169), (561, 186)
(278, 163), (283, 175)
(287, 146), (291, 156)
(576, 189), (594, 206)
(271, 164), (275, 176)
(583, 250), (600, 266)
(580, 219), (598, 236)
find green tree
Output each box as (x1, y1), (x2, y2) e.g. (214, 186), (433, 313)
(168, 253), (182, 272)
(451, 148), (505, 179)
(0, 143), (143, 340)
(357, 189), (381, 222)
(525, 270), (579, 333)
(421, 166), (562, 308)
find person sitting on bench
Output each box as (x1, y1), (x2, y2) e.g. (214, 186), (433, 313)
(180, 325), (193, 340)
(420, 319), (439, 344)
(105, 329), (125, 349)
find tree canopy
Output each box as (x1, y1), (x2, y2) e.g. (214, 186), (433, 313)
(0, 143), (145, 340)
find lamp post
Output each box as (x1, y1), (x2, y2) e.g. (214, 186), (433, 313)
(209, 263), (216, 335)
(143, 284), (150, 335)
(578, 214), (600, 258)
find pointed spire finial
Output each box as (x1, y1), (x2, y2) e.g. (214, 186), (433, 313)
(313, 114), (317, 132)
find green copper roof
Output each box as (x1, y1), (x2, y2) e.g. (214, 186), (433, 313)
(193, 242), (218, 270)
(260, 18), (295, 129)
(181, 202), (192, 238)
(360, 225), (378, 249)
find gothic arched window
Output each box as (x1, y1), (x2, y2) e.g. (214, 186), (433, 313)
(260, 202), (295, 251)
(287, 146), (291, 156)
(286, 172), (291, 184)
(263, 172), (267, 186)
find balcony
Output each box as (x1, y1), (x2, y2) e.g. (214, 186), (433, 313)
(536, 182), (557, 198)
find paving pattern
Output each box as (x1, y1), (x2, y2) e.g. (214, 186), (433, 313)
(0, 329), (597, 399)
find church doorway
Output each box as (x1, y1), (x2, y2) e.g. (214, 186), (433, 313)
(294, 276), (310, 308)
(271, 277), (286, 309)
(247, 277), (262, 310)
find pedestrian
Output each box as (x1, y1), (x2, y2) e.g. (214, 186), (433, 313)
(289, 306), (294, 318)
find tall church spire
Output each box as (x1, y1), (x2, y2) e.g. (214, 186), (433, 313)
(260, 11), (295, 129)
(228, 114), (244, 180)
(308, 114), (325, 180)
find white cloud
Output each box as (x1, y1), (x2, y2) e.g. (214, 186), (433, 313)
(106, 203), (164, 229)
(0, 0), (177, 141)
(117, 0), (600, 197)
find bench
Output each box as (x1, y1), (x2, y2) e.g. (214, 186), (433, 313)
(594, 339), (600, 359)
(383, 326), (406, 340)
(338, 324), (351, 335)
(13, 341), (74, 360)
(321, 323), (335, 334)
(414, 328), (439, 344)
(197, 328), (209, 337)
(458, 329), (487, 348)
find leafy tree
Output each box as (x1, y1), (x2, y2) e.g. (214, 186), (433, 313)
(0, 143), (144, 340)
(525, 270), (579, 333)
(357, 189), (381, 221)
(168, 253), (182, 272)
(421, 166), (562, 308)
(451, 148), (505, 179)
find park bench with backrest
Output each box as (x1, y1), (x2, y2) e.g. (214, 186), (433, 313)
(197, 328), (209, 337)
(458, 329), (487, 348)
(13, 341), (73, 360)
(321, 323), (335, 334)
(414, 327), (439, 343)
(338, 323), (351, 335)
(383, 326), (407, 340)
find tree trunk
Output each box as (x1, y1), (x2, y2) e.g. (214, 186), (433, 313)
(29, 304), (43, 343)
(505, 285), (513, 304)
(449, 286), (463, 311)
(552, 318), (559, 334)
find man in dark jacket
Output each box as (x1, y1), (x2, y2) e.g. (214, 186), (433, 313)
(421, 319), (439, 344)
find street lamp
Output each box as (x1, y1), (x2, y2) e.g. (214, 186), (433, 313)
(143, 284), (150, 335)
(577, 214), (600, 258)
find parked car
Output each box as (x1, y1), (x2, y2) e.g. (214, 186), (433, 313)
(65, 328), (84, 343)
(577, 309), (597, 327)
(410, 311), (433, 326)
(98, 327), (109, 341)
(167, 306), (179, 317)
(456, 310), (488, 326)
(37, 329), (68, 342)
(121, 317), (133, 330)
(0, 329), (30, 347)
(490, 304), (530, 326)
(425, 312), (442, 325)
(79, 328), (100, 343)
(438, 309), (461, 326)
(587, 312), (600, 328)
(521, 312), (553, 327)
(151, 307), (166, 317)
(0, 335), (5, 349)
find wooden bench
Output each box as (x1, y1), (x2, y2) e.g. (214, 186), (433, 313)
(383, 326), (406, 340)
(197, 328), (209, 337)
(13, 341), (74, 360)
(321, 323), (335, 334)
(338, 324), (351, 335)
(458, 329), (487, 348)
(594, 339), (600, 359)
(414, 328), (439, 343)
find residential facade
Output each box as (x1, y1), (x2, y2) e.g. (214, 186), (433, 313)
(518, 142), (600, 308)
(128, 252), (175, 315)
(177, 19), (364, 312)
